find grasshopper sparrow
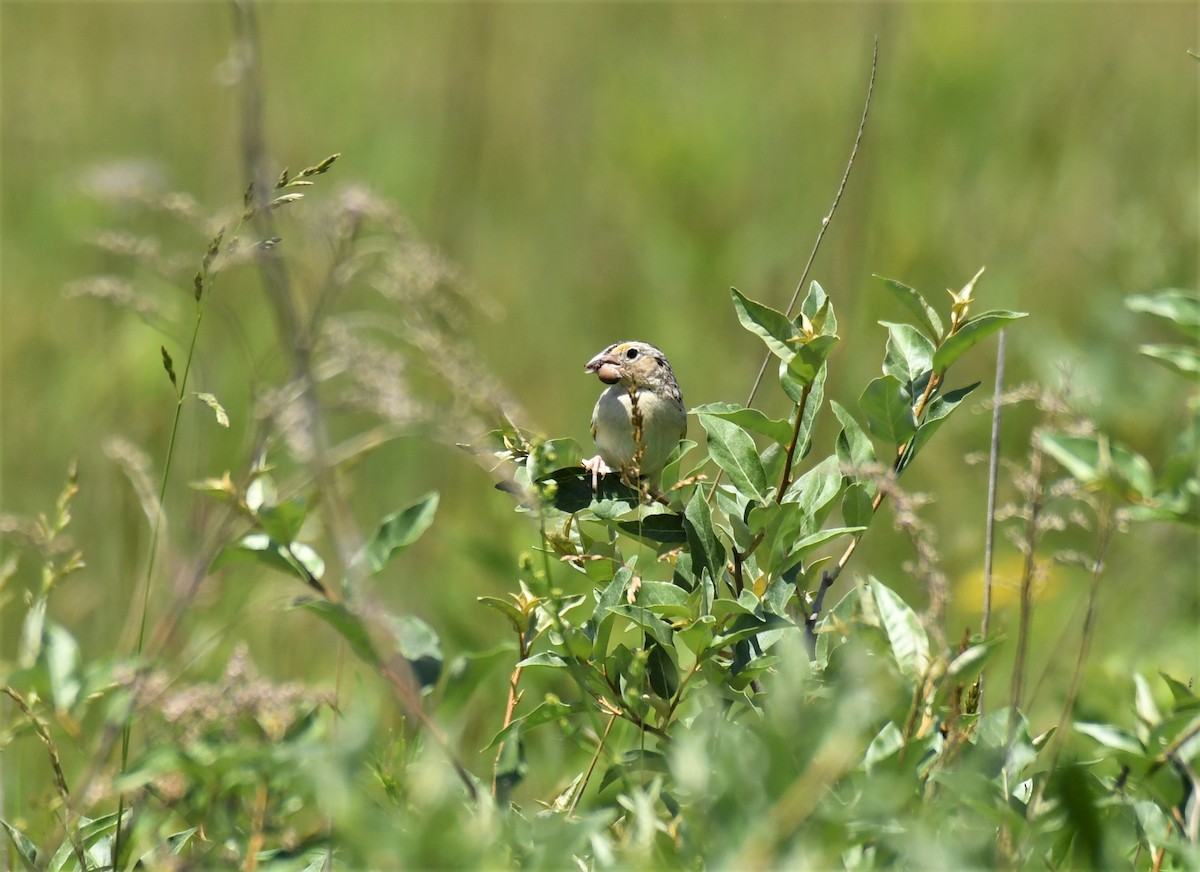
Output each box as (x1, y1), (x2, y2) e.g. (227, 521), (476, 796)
(583, 340), (687, 491)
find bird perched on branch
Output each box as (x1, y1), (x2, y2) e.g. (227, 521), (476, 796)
(583, 340), (687, 492)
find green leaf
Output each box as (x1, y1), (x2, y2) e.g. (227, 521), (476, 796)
(781, 363), (827, 460)
(786, 335), (839, 386)
(596, 566), (633, 618)
(598, 750), (669, 793)
(789, 526), (866, 562)
(43, 623), (81, 712)
(536, 467), (641, 514)
(689, 402), (793, 446)
(361, 492), (439, 574)
(710, 612), (794, 650)
(0, 819), (39, 871)
(685, 489), (726, 585)
(832, 401), (877, 497)
(1038, 432), (1156, 499)
(877, 275), (944, 341)
(616, 513), (688, 545)
(1160, 671), (1196, 703)
(214, 534), (326, 585)
(1125, 289), (1200, 339)
(516, 652), (569, 669)
(801, 280), (838, 336)
(869, 577), (929, 680)
(902, 381), (981, 471)
(842, 482), (875, 528)
(493, 722), (526, 803)
(478, 596), (526, 634)
(1134, 673), (1161, 728)
(388, 614), (443, 689)
(1137, 343), (1200, 382)
(528, 438), (583, 483)
(781, 455), (843, 518)
(484, 697), (580, 750)
(1074, 722), (1145, 756)
(758, 502), (805, 575)
(631, 580), (691, 617)
(256, 495), (308, 543)
(608, 605), (674, 648)
(881, 322), (935, 389)
(659, 438), (698, 494)
(292, 598), (379, 666)
(647, 642), (680, 699)
(932, 310), (1027, 373)
(698, 414), (769, 503)
(860, 376), (917, 446)
(731, 287), (800, 361)
(864, 722), (904, 771)
(947, 639), (1000, 683)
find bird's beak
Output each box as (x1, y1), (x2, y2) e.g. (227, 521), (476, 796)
(585, 351), (622, 385)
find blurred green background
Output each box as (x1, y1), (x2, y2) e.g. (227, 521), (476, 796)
(2, 1), (1196, 774)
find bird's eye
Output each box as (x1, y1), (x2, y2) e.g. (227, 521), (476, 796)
(625, 347), (639, 360)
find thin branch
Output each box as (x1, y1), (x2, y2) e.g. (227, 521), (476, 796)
(979, 328), (1006, 713)
(777, 381), (814, 499)
(708, 37), (878, 503)
(804, 569), (837, 658)
(567, 714), (618, 816)
(743, 37), (878, 409)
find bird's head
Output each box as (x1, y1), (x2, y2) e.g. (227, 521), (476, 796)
(585, 341), (676, 391)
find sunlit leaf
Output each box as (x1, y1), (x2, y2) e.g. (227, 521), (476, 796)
(880, 321), (935, 388)
(869, 577), (929, 679)
(932, 310), (1027, 373)
(860, 376), (917, 446)
(685, 489), (725, 586)
(292, 598), (379, 665)
(832, 401), (877, 497)
(387, 614), (443, 689)
(608, 604), (674, 648)
(1, 818), (40, 871)
(731, 287), (799, 361)
(786, 335), (839, 386)
(877, 275), (944, 341)
(478, 596), (526, 634)
(256, 495), (308, 544)
(1137, 343), (1200, 382)
(215, 533), (325, 585)
(1125, 289), (1200, 339)
(864, 722), (904, 771)
(361, 492), (439, 574)
(43, 623), (81, 712)
(484, 697), (580, 751)
(1074, 721), (1145, 756)
(698, 414), (768, 503)
(690, 402), (793, 446)
(841, 482), (875, 528)
(801, 280), (838, 336)
(1038, 432), (1155, 499)
(781, 455), (843, 517)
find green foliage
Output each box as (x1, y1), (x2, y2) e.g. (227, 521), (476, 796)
(1, 26), (1196, 865)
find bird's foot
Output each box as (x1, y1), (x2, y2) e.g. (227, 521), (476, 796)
(581, 455), (611, 490)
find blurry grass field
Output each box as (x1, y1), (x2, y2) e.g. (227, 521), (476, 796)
(2, 0), (1197, 799)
